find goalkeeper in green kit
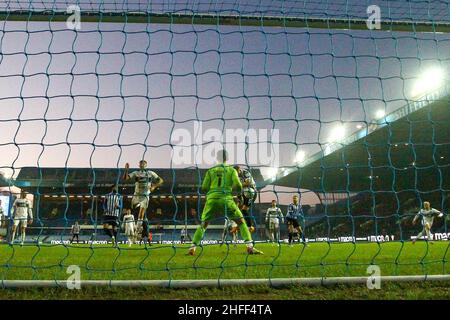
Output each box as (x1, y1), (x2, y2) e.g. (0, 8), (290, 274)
(188, 150), (263, 256)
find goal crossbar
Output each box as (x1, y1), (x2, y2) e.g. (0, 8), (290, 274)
(1, 11), (449, 33)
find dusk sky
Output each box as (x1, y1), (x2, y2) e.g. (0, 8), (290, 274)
(0, 0), (448, 204)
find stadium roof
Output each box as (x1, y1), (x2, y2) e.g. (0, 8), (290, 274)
(265, 84), (450, 195)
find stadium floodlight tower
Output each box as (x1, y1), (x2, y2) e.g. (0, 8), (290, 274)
(295, 150), (306, 165)
(0, 0), (449, 290)
(411, 67), (446, 99)
(375, 110), (386, 119)
(328, 125), (346, 143)
(266, 167), (279, 180)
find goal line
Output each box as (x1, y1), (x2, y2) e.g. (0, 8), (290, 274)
(1, 275), (449, 288)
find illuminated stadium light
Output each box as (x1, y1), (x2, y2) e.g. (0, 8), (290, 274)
(375, 109), (386, 119)
(267, 167), (279, 179)
(295, 150), (306, 163)
(328, 125), (346, 143)
(411, 67), (445, 98)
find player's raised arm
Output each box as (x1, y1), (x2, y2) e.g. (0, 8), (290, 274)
(122, 163), (131, 181)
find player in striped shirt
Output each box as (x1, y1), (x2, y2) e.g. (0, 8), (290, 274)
(285, 195), (305, 245)
(10, 191), (33, 246)
(265, 200), (284, 243)
(102, 185), (123, 246)
(123, 160), (164, 236)
(234, 165), (257, 233)
(412, 201), (444, 244)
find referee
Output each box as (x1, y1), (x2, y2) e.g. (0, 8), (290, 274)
(103, 184), (123, 246)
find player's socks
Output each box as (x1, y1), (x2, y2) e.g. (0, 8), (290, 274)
(239, 222), (252, 243)
(112, 228), (118, 241)
(192, 225), (206, 246)
(21, 231), (26, 244)
(288, 233), (292, 244)
(425, 229), (431, 241)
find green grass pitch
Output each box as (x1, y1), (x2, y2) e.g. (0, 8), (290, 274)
(0, 241), (448, 281)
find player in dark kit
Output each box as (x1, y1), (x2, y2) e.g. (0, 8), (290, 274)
(103, 185), (123, 246)
(233, 165), (258, 233)
(285, 195), (306, 245)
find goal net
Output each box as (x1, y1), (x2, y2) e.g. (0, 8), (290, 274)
(0, 0), (448, 286)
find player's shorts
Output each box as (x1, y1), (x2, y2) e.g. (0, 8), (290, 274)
(125, 225), (135, 236)
(13, 216), (28, 227)
(132, 195), (149, 210)
(103, 215), (119, 227)
(421, 220), (433, 229)
(268, 219), (280, 230)
(286, 217), (299, 229)
(244, 216), (255, 228)
(201, 197), (243, 222)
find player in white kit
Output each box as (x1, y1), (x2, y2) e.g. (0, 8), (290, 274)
(10, 191), (33, 246)
(123, 160), (163, 238)
(412, 201), (444, 244)
(122, 208), (136, 247)
(265, 200), (284, 243)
